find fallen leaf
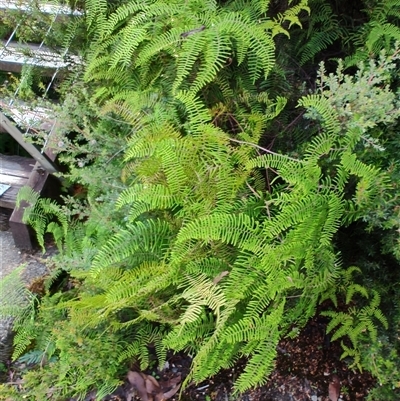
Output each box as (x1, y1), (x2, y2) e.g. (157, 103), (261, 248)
(162, 383), (181, 400)
(159, 373), (182, 389)
(145, 374), (161, 394)
(329, 374), (341, 401)
(127, 371), (149, 401)
(128, 370), (182, 401)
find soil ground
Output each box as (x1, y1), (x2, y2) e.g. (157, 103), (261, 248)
(72, 314), (375, 401)
(123, 314), (375, 401)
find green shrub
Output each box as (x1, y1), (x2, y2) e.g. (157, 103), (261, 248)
(2, 1), (400, 399)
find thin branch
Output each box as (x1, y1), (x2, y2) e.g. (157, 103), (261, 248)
(105, 146), (128, 164)
(245, 180), (261, 199)
(280, 111), (305, 134)
(228, 137), (301, 162)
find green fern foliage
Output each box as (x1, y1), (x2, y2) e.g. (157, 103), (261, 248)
(16, 186), (68, 253)
(21, 32), (392, 395)
(5, 0), (400, 399)
(0, 266), (32, 320)
(295, 0), (343, 65)
(321, 282), (388, 370)
(84, 0), (308, 102)
(80, 76), (389, 391)
(344, 0), (400, 66)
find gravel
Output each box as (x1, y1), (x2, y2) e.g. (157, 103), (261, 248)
(0, 229), (23, 279)
(0, 215), (55, 370)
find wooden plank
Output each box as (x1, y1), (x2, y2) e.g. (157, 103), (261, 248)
(0, 155), (35, 175)
(0, 185), (20, 208)
(10, 149), (60, 249)
(0, 112), (58, 173)
(0, 173), (27, 186)
(0, 61), (56, 75)
(0, 155), (33, 208)
(0, 155), (35, 178)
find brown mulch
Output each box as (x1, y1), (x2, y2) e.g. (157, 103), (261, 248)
(96, 315), (375, 401)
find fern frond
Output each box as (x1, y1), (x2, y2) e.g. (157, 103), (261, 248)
(233, 336), (279, 392)
(179, 273), (228, 324)
(303, 132), (335, 162)
(135, 28), (183, 68)
(0, 266), (33, 320)
(366, 22), (400, 53)
(163, 312), (216, 353)
(118, 323), (167, 370)
(297, 95), (341, 136)
(102, 2), (151, 37)
(175, 91), (212, 129)
(109, 25), (148, 68)
(274, 0), (310, 29)
(345, 283), (369, 304)
(224, 301), (284, 344)
(182, 300), (238, 385)
(16, 186), (40, 210)
(175, 213), (259, 251)
(189, 33), (232, 94)
(299, 30), (340, 65)
(91, 219), (172, 274)
(117, 184), (176, 212)
(85, 0), (108, 31)
(16, 187), (69, 252)
(321, 283), (388, 370)
(319, 194), (344, 247)
(104, 262), (174, 313)
(172, 32), (208, 93)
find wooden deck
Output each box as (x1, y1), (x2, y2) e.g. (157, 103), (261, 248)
(0, 154), (35, 208)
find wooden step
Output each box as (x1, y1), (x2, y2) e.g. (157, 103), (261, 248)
(9, 149), (61, 249)
(0, 154), (35, 209)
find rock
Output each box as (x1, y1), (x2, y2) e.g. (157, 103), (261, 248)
(0, 317), (14, 380)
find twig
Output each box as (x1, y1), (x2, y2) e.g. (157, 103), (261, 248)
(228, 137), (301, 162)
(105, 146), (128, 164)
(245, 181), (261, 199)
